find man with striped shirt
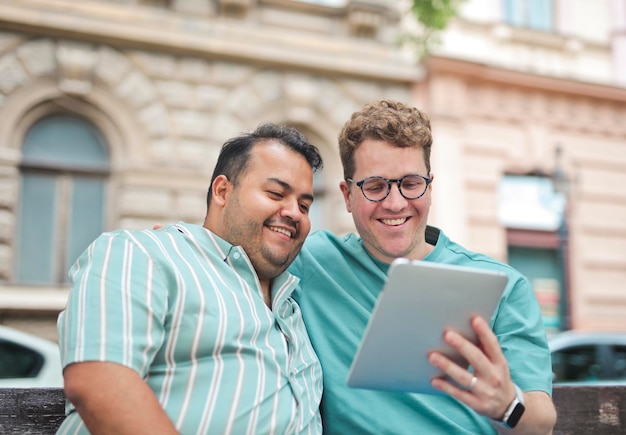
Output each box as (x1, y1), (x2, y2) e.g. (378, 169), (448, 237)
(57, 123), (324, 435)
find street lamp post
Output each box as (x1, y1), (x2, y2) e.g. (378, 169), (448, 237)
(552, 145), (571, 331)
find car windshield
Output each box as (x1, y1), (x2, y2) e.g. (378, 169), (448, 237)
(551, 344), (600, 383)
(0, 340), (44, 379)
(550, 333), (626, 385)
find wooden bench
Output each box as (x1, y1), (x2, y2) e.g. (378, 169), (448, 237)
(0, 388), (65, 434)
(1, 386), (624, 433)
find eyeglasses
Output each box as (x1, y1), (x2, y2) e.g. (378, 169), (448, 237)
(347, 174), (432, 202)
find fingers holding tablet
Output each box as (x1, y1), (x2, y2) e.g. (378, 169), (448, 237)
(429, 317), (519, 422)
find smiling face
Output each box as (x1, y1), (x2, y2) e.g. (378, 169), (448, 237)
(340, 139), (434, 264)
(206, 140), (314, 282)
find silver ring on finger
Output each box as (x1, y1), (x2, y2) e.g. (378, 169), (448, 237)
(467, 376), (478, 391)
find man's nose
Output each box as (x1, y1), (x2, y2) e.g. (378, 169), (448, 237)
(382, 182), (408, 208)
(280, 198), (302, 221)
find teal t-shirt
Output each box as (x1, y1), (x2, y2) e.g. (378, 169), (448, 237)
(290, 226), (552, 434)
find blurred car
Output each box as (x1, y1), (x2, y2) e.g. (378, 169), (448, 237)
(549, 330), (626, 386)
(0, 325), (63, 387)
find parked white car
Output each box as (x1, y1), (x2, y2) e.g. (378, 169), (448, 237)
(0, 325), (63, 387)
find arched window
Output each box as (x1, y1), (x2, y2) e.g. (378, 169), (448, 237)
(16, 114), (110, 285)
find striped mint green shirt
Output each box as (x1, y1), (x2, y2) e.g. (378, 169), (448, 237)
(57, 222), (323, 435)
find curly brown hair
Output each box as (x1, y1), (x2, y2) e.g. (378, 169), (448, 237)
(338, 100), (432, 180)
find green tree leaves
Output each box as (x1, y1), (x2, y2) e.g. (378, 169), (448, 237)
(405, 0), (465, 59)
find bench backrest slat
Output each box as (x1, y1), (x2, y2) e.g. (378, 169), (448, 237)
(0, 386), (624, 433)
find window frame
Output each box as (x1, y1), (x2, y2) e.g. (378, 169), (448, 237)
(15, 108), (111, 286)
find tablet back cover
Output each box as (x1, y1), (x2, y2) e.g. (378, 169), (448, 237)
(346, 259), (508, 395)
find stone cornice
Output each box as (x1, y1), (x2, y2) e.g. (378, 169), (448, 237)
(426, 56), (626, 102)
(0, 0), (423, 82)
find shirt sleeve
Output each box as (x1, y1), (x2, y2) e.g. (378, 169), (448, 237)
(492, 273), (553, 395)
(58, 230), (169, 378)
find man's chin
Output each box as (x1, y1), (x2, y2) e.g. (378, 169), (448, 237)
(370, 244), (415, 263)
(256, 254), (297, 278)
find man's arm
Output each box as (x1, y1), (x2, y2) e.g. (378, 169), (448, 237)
(63, 361), (178, 435)
(508, 390), (555, 435)
(429, 316), (557, 434)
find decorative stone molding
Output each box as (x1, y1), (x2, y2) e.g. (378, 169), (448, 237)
(137, 0), (169, 7)
(17, 40), (56, 78)
(0, 53), (28, 94)
(171, 0), (214, 16)
(346, 0), (390, 39)
(491, 23), (566, 49)
(217, 0), (255, 18)
(56, 41), (97, 96)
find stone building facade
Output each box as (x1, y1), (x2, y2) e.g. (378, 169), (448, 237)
(421, 0), (626, 332)
(0, 0), (418, 339)
(1, 0), (625, 339)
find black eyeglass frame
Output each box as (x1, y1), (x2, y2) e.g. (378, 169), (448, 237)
(347, 174), (433, 202)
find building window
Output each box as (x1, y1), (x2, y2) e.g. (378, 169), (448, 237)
(16, 114), (109, 285)
(503, 0), (554, 32)
(498, 174), (566, 334)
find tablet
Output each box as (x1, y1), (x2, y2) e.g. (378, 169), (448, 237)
(346, 258), (508, 395)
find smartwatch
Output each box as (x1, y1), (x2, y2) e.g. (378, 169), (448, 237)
(491, 383), (526, 429)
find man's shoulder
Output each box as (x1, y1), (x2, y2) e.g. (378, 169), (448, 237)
(304, 229), (357, 247)
(89, 227), (148, 246)
(437, 230), (523, 278)
(90, 223), (202, 256)
(96, 227), (170, 245)
(290, 230), (361, 275)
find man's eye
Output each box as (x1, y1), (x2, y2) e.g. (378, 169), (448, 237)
(300, 203), (310, 214)
(402, 181), (420, 190)
(268, 191), (284, 198)
(365, 184), (385, 193)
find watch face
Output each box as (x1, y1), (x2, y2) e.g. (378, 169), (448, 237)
(507, 403), (526, 428)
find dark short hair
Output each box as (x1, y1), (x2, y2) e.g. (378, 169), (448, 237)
(207, 123), (323, 208)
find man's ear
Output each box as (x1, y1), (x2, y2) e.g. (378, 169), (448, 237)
(339, 180), (352, 213)
(211, 175), (231, 207)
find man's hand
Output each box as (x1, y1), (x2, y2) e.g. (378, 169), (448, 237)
(427, 316), (556, 434)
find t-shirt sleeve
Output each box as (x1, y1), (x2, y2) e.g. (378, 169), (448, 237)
(492, 274), (553, 395)
(57, 231), (168, 377)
